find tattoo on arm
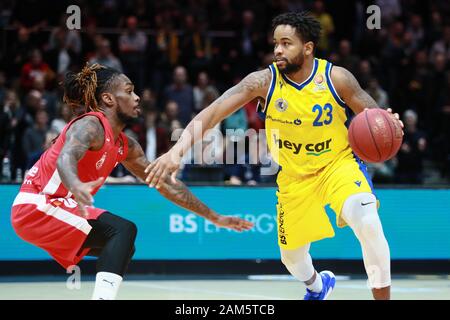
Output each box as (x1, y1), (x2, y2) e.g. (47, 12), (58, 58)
(57, 116), (104, 190)
(158, 176), (217, 221)
(122, 136), (215, 218)
(215, 68), (272, 106)
(174, 68), (272, 156)
(121, 136), (150, 181)
(333, 66), (379, 113)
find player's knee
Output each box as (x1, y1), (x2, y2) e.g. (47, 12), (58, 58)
(280, 253), (295, 267)
(359, 212), (384, 240)
(343, 193), (383, 237)
(118, 219), (138, 241)
(280, 247), (309, 267)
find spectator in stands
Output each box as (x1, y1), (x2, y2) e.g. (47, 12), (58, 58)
(119, 16), (147, 92)
(237, 10), (261, 75)
(193, 71), (218, 113)
(430, 25), (450, 61)
(428, 53), (448, 138)
(46, 27), (78, 80)
(0, 90), (17, 180)
(400, 50), (428, 126)
(10, 89), (43, 180)
(6, 27), (33, 79)
(336, 39), (359, 75)
(160, 100), (182, 145)
(50, 102), (73, 134)
(433, 71), (450, 181)
(89, 38), (123, 72)
(366, 78), (389, 109)
(395, 109), (427, 184)
(149, 14), (180, 93)
(22, 109), (48, 170)
(80, 21), (100, 62)
(180, 14), (211, 76)
(376, 0), (401, 25)
(311, 0), (334, 55)
(20, 49), (55, 91)
(222, 98), (249, 185)
(140, 88), (157, 110)
(49, 15), (82, 56)
(0, 0), (449, 186)
(0, 71), (6, 105)
(31, 75), (57, 121)
(163, 66), (194, 126)
(24, 128), (59, 179)
(406, 14), (425, 49)
(143, 108), (169, 162)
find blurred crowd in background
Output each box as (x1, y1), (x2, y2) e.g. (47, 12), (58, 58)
(0, 0), (449, 185)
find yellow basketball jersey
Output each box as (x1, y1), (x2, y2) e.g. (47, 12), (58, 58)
(261, 58), (354, 177)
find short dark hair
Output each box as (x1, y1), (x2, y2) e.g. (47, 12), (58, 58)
(272, 12), (322, 47)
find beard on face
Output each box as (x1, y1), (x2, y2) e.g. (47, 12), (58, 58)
(117, 104), (139, 125)
(278, 53), (304, 74)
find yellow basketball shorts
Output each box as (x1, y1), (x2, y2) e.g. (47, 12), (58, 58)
(276, 153), (375, 250)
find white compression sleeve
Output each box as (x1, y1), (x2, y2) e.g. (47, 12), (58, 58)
(341, 193), (391, 288)
(280, 244), (316, 282)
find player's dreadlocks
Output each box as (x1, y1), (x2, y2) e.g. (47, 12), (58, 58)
(272, 11), (322, 48)
(63, 63), (121, 114)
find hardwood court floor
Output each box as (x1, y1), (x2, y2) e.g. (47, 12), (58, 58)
(0, 275), (448, 300)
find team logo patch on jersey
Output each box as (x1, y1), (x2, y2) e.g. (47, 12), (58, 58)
(313, 73), (327, 91)
(275, 98), (288, 112)
(96, 152), (107, 170)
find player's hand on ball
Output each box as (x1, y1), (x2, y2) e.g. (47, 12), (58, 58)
(386, 108), (404, 134)
(212, 215), (254, 232)
(145, 150), (181, 189)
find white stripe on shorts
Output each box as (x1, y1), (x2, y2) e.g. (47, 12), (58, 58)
(12, 192), (92, 235)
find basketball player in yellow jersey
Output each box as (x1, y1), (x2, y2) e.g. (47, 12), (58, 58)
(145, 12), (403, 300)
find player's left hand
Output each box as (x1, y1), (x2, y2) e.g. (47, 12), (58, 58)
(386, 108), (404, 133)
(211, 215), (254, 232)
(365, 108), (404, 135)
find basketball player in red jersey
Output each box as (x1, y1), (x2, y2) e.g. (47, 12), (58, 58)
(11, 64), (253, 300)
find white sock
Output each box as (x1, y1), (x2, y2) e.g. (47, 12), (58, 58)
(92, 272), (123, 300)
(306, 272), (323, 293)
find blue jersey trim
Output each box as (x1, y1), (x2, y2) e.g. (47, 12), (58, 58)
(266, 64), (277, 107)
(353, 152), (374, 192)
(281, 58), (318, 91)
(325, 61), (355, 127)
(344, 104), (354, 128)
(325, 62), (347, 108)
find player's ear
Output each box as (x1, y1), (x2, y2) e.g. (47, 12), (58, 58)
(304, 41), (314, 56)
(100, 92), (115, 107)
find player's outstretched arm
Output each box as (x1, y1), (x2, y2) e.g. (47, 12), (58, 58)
(122, 136), (254, 232)
(144, 68), (272, 189)
(57, 116), (105, 216)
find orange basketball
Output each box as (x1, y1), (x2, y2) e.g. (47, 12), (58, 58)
(348, 108), (403, 163)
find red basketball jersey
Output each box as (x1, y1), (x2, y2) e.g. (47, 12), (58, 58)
(20, 111), (129, 197)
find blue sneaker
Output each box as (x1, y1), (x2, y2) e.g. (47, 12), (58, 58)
(303, 271), (336, 300)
